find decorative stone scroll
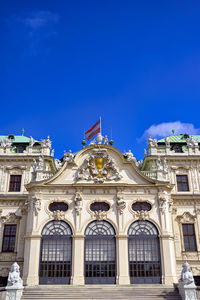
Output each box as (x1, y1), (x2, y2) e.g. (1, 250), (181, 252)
(76, 149), (122, 183)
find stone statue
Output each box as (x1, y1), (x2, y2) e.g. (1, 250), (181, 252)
(152, 138), (158, 148)
(41, 136), (51, 149)
(165, 136), (170, 147)
(32, 159), (37, 172)
(179, 262), (195, 285)
(163, 157), (168, 173)
(148, 136), (153, 147)
(178, 262), (197, 300)
(7, 262), (23, 288)
(104, 135), (109, 145)
(0, 137), (12, 148)
(46, 136), (51, 148)
(156, 156), (162, 171)
(51, 149), (54, 157)
(54, 158), (62, 169)
(29, 136), (35, 147)
(186, 136), (198, 148)
(136, 160), (143, 169)
(38, 156), (44, 170)
(124, 150), (134, 161)
(64, 150), (75, 163)
(144, 149), (147, 157)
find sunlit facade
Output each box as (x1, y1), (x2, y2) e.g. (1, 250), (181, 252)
(0, 132), (200, 288)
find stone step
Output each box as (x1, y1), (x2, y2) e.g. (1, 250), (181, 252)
(21, 286), (181, 300)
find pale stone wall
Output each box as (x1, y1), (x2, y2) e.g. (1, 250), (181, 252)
(1, 140), (200, 287)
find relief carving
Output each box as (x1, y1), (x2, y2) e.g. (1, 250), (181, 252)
(116, 195), (126, 215)
(176, 212), (196, 223)
(1, 212), (21, 224)
(74, 192), (82, 216)
(76, 149), (122, 183)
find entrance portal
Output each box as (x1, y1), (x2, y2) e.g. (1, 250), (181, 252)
(128, 221), (161, 284)
(84, 221), (116, 284)
(39, 221), (72, 284)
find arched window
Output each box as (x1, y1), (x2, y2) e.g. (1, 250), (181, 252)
(84, 221), (116, 284)
(128, 221), (161, 284)
(39, 221), (72, 284)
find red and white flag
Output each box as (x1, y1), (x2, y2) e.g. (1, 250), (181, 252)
(85, 119), (101, 141)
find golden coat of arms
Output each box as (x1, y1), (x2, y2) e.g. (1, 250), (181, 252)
(76, 149), (122, 183)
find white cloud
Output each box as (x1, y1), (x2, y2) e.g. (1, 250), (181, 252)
(5, 11), (60, 56)
(24, 11), (60, 31)
(140, 121), (200, 140)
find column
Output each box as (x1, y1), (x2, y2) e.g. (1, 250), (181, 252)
(23, 235), (41, 286)
(71, 235), (85, 285)
(160, 234), (177, 284)
(116, 235), (130, 285)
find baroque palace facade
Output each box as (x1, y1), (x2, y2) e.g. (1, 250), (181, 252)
(0, 132), (200, 288)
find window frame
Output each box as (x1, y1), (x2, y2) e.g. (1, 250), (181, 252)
(8, 175), (22, 192)
(182, 223), (197, 252)
(176, 175), (189, 192)
(2, 224), (17, 253)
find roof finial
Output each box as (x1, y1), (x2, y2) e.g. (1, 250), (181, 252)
(172, 129), (175, 135)
(21, 128), (24, 136)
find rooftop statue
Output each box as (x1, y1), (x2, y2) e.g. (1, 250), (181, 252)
(104, 135), (109, 145)
(29, 136), (35, 147)
(165, 136), (170, 147)
(124, 150), (135, 161)
(0, 137), (12, 148)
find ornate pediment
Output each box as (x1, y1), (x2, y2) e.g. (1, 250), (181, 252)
(0, 212), (21, 224)
(76, 149), (122, 183)
(176, 212), (196, 223)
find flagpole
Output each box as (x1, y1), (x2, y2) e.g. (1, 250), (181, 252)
(100, 116), (101, 134)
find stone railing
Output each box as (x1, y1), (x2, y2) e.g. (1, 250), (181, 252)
(0, 147), (52, 156)
(141, 171), (157, 180)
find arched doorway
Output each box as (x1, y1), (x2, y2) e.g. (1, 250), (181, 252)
(84, 220), (116, 284)
(39, 220), (72, 284)
(128, 220), (161, 284)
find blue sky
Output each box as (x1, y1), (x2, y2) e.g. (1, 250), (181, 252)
(1, 1), (200, 159)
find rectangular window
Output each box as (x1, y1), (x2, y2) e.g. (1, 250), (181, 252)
(9, 175), (21, 192)
(176, 175), (189, 191)
(2, 225), (17, 252)
(182, 224), (197, 251)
